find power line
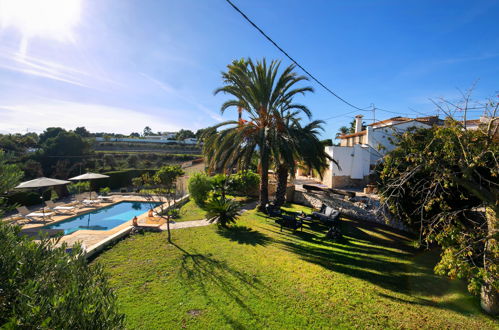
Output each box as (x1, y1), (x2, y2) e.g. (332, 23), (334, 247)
(322, 107), (372, 121)
(225, 0), (367, 112)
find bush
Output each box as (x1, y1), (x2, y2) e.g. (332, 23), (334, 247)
(188, 172), (212, 206)
(210, 174), (230, 197)
(67, 181), (90, 194)
(229, 170), (260, 196)
(93, 169), (157, 190)
(3, 191), (41, 207)
(167, 208), (180, 219)
(0, 222), (125, 328)
(99, 187), (111, 196)
(126, 155), (138, 168)
(103, 154), (117, 169)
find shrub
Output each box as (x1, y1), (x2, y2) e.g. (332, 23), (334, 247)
(0, 222), (125, 328)
(99, 187), (111, 196)
(93, 169), (157, 190)
(167, 208), (180, 219)
(3, 191), (41, 207)
(127, 154), (139, 168)
(188, 172), (212, 206)
(67, 181), (90, 194)
(205, 196), (240, 228)
(229, 170), (260, 196)
(103, 154), (117, 169)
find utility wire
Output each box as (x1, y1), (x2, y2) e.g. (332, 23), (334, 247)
(225, 0), (367, 112)
(225, 1), (459, 124)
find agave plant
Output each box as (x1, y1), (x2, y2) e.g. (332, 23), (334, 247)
(205, 197), (241, 228)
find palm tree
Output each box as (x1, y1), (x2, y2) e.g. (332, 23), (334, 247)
(205, 197), (241, 228)
(270, 114), (332, 207)
(335, 126), (349, 139)
(205, 58), (313, 211)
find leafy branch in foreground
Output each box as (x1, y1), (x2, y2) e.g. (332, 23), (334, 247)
(0, 149), (125, 328)
(0, 224), (125, 328)
(378, 96), (498, 314)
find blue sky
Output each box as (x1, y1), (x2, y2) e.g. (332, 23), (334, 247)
(0, 0), (498, 138)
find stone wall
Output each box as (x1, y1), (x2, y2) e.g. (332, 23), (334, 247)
(292, 190), (410, 232)
(331, 175), (369, 189)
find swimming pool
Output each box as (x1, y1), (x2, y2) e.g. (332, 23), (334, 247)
(44, 201), (162, 234)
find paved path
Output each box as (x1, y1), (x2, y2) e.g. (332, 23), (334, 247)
(158, 200), (257, 231)
(160, 219), (211, 231)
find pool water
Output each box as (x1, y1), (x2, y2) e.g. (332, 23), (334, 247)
(44, 201), (162, 235)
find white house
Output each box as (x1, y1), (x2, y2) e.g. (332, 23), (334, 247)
(180, 137), (198, 145)
(317, 115), (443, 188)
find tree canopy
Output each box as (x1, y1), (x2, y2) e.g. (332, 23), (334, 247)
(175, 129), (195, 141)
(378, 111), (498, 314)
(0, 149), (125, 328)
(204, 58), (315, 210)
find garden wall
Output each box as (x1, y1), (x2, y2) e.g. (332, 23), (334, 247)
(292, 190), (410, 232)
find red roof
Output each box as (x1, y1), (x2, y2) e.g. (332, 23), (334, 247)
(339, 131), (366, 139)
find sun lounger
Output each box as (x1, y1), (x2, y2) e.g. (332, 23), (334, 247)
(45, 200), (76, 214)
(75, 196), (100, 208)
(83, 199), (100, 204)
(16, 206), (53, 222)
(97, 195), (113, 203)
(82, 199), (100, 207)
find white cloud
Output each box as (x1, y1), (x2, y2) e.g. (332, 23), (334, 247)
(0, 100), (183, 134)
(398, 53), (499, 79)
(0, 46), (120, 88)
(139, 73), (175, 94)
(198, 104), (224, 122)
(141, 72), (224, 123)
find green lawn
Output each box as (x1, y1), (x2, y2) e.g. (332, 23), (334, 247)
(175, 199), (207, 222)
(94, 204), (497, 329)
(175, 196), (255, 222)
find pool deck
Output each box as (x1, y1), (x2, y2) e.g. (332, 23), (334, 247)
(7, 195), (194, 255)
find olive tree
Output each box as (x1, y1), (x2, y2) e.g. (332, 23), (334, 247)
(141, 165), (185, 243)
(378, 96), (498, 314)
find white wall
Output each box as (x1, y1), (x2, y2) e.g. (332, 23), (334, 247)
(367, 121), (430, 157)
(325, 145), (371, 179)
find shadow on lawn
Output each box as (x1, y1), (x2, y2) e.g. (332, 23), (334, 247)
(377, 292), (481, 316)
(172, 242), (268, 327)
(272, 217), (482, 316)
(217, 225), (272, 246)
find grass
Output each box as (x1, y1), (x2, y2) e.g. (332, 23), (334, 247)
(174, 196), (255, 222)
(94, 204), (497, 329)
(175, 199), (207, 222)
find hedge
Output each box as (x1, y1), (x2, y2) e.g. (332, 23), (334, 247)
(3, 190), (51, 207)
(92, 169), (157, 190)
(1, 170), (156, 208)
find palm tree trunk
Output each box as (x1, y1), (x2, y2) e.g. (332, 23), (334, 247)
(258, 144), (269, 212)
(481, 206), (499, 315)
(274, 164), (288, 207)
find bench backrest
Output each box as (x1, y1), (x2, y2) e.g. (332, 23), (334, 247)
(16, 206), (30, 216)
(45, 200), (56, 208)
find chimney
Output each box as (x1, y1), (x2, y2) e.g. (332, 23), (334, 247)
(355, 115), (364, 133)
